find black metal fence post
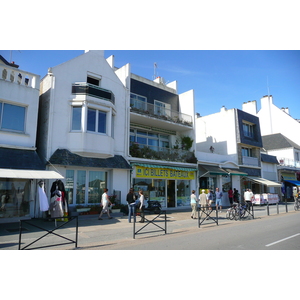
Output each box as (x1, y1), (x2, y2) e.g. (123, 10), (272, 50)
(267, 200), (270, 215)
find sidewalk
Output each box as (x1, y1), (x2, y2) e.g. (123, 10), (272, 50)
(0, 202), (296, 250)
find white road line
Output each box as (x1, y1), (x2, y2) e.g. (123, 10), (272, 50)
(265, 233), (300, 247)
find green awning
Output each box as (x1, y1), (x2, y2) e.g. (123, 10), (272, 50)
(131, 163), (197, 172)
(199, 165), (228, 177)
(225, 169), (248, 176)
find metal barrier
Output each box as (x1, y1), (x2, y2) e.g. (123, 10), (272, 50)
(133, 210), (167, 239)
(197, 206), (218, 228)
(18, 216), (78, 250)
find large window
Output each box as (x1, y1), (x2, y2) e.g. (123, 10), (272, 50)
(130, 93), (147, 110)
(65, 169), (107, 205)
(71, 106), (107, 134)
(0, 102), (26, 132)
(154, 100), (171, 117)
(130, 128), (170, 150)
(242, 147), (253, 157)
(243, 122), (254, 138)
(87, 108), (107, 133)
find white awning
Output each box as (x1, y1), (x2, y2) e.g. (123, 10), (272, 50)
(0, 169), (64, 179)
(248, 177), (281, 187)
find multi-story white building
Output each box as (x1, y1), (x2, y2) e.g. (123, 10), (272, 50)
(243, 96), (300, 198)
(195, 105), (281, 205)
(0, 55), (63, 223)
(111, 56), (198, 208)
(37, 50), (131, 210)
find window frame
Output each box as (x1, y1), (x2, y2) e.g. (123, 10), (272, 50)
(0, 101), (26, 133)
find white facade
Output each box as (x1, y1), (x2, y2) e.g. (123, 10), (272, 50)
(38, 51), (131, 206)
(243, 95), (300, 147)
(0, 63), (40, 149)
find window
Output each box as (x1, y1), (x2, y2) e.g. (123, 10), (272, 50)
(130, 128), (170, 150)
(71, 106), (82, 130)
(130, 93), (147, 110)
(66, 169), (107, 205)
(0, 102), (26, 132)
(243, 122), (254, 138)
(87, 108), (107, 134)
(242, 147), (253, 157)
(87, 76), (100, 86)
(154, 100), (171, 117)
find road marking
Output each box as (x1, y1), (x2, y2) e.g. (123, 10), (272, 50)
(265, 233), (300, 247)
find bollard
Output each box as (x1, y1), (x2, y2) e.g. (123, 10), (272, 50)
(267, 200), (270, 215)
(285, 198), (288, 213)
(277, 201), (279, 214)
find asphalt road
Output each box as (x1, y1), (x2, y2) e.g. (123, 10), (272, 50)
(91, 211), (300, 250)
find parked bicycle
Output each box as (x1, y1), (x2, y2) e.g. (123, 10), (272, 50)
(226, 202), (253, 220)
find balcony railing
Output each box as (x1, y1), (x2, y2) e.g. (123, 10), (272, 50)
(242, 156), (259, 166)
(0, 64), (39, 89)
(130, 98), (192, 127)
(72, 83), (115, 104)
(130, 142), (197, 163)
(279, 157), (300, 168)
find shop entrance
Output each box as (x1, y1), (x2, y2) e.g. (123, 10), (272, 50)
(167, 180), (175, 207)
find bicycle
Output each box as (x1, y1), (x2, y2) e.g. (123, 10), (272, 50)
(226, 203), (238, 220)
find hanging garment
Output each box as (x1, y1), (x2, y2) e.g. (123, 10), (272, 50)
(38, 183), (49, 211)
(49, 195), (64, 218)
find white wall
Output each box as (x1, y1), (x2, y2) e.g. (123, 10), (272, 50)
(257, 95), (300, 146)
(40, 50), (127, 160)
(0, 66), (40, 149)
(195, 108), (237, 159)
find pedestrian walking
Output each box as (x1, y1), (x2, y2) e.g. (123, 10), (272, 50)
(138, 190), (145, 223)
(244, 188), (252, 211)
(190, 190), (198, 219)
(215, 187), (223, 213)
(98, 188), (113, 220)
(126, 188), (136, 223)
(199, 189), (207, 212)
(207, 189), (214, 210)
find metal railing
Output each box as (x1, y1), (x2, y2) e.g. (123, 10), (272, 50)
(72, 82), (115, 104)
(130, 98), (192, 127)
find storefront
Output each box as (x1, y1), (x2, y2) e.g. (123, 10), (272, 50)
(241, 176), (281, 205)
(0, 168), (63, 223)
(280, 172), (300, 200)
(131, 163), (197, 208)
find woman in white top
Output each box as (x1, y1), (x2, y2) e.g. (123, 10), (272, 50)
(138, 190), (145, 223)
(98, 188), (112, 220)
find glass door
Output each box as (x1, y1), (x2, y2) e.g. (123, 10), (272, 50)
(167, 180), (176, 207)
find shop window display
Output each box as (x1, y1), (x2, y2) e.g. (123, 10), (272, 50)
(0, 179), (30, 218)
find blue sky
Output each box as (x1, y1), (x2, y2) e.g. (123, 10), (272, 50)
(1, 50), (299, 120)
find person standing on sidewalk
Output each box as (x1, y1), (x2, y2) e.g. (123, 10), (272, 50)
(199, 189), (208, 212)
(190, 190), (198, 219)
(98, 188), (113, 220)
(126, 188), (136, 223)
(138, 190), (145, 223)
(215, 187), (223, 213)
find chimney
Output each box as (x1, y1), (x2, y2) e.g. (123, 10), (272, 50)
(220, 106), (227, 112)
(242, 100), (257, 115)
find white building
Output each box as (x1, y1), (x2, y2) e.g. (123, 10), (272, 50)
(243, 96), (300, 197)
(0, 55), (62, 223)
(111, 56), (198, 208)
(37, 51), (131, 210)
(195, 106), (281, 205)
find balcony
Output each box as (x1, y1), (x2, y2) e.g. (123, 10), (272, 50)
(0, 64), (39, 89)
(242, 156), (259, 166)
(72, 83), (115, 104)
(279, 157), (300, 168)
(130, 142), (197, 163)
(130, 98), (192, 127)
